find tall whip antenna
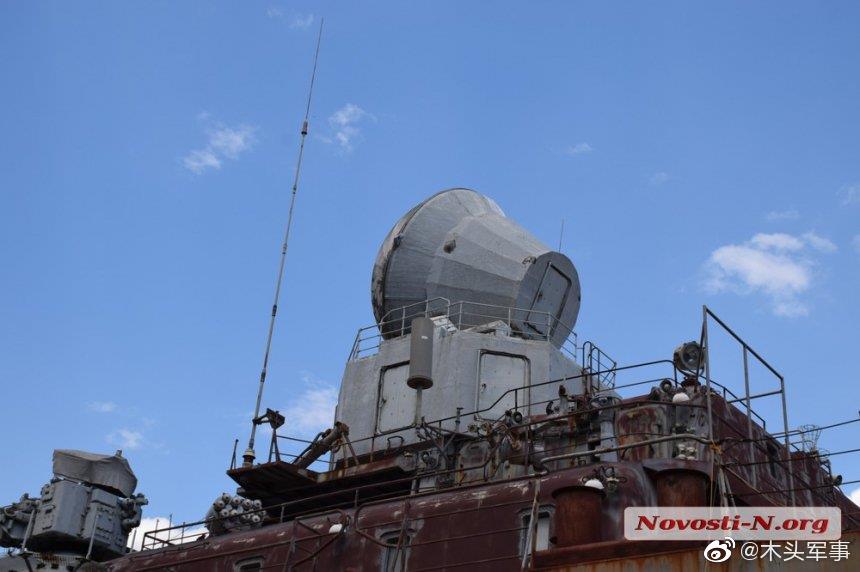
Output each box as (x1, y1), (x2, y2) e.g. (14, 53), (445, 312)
(244, 19), (324, 467)
(558, 218), (565, 251)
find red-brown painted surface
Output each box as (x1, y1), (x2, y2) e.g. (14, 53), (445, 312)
(106, 394), (859, 571)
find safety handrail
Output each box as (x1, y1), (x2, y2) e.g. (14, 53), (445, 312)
(350, 298), (580, 360)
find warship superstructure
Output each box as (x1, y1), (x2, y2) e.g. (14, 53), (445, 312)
(60, 187), (855, 571)
(5, 13), (858, 572)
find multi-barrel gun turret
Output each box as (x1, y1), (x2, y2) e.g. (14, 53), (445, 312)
(0, 449), (147, 568)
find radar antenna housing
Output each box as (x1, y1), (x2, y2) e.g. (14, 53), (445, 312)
(371, 188), (581, 347)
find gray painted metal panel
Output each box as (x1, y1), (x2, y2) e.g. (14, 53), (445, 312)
(526, 263), (572, 336)
(377, 363), (415, 433)
(32, 479), (89, 539)
(53, 449), (137, 497)
(371, 188), (581, 347)
(337, 322), (583, 457)
(476, 352), (529, 421)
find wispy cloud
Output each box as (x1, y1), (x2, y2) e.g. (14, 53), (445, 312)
(838, 183), (860, 206)
(564, 142), (593, 156)
(290, 13), (314, 29)
(183, 149), (221, 174)
(207, 126), (255, 159)
(703, 231), (836, 317)
(108, 428), (144, 450)
(749, 232), (804, 251)
(801, 231), (837, 253)
(320, 104), (374, 152)
(87, 401), (117, 413)
(183, 118), (256, 174)
(265, 6), (314, 29)
(765, 209), (800, 222)
(852, 235), (860, 255)
(649, 172), (671, 186)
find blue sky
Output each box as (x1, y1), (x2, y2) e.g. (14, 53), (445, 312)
(2, 2), (859, 531)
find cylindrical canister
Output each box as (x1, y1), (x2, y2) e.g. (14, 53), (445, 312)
(407, 317), (434, 389)
(551, 485), (604, 547)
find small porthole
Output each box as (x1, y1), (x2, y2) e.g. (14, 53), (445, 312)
(520, 508), (553, 555)
(234, 557), (264, 572)
(380, 530), (412, 572)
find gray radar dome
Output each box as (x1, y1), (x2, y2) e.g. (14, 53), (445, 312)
(371, 188), (581, 347)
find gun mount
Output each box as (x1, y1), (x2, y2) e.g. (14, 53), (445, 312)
(0, 450), (147, 570)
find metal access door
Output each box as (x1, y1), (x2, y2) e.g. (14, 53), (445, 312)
(377, 363), (416, 433)
(476, 352), (529, 421)
(526, 262), (572, 337)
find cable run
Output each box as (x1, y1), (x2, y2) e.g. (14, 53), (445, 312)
(724, 447), (860, 468)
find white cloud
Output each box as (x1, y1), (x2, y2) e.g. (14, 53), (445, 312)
(322, 104), (373, 152)
(330, 104), (368, 127)
(87, 401), (117, 413)
(649, 172), (671, 186)
(129, 517), (207, 551)
(706, 245), (810, 296)
(838, 184), (860, 206)
(850, 487), (860, 508)
(853, 235), (860, 255)
(183, 149), (221, 174)
(282, 374), (338, 437)
(564, 142), (593, 156)
(749, 232), (804, 252)
(765, 209), (800, 222)
(745, 232), (836, 253)
(183, 120), (256, 174)
(266, 7), (314, 29)
(208, 125), (255, 159)
(801, 232), (837, 253)
(771, 300), (810, 318)
(108, 428), (144, 450)
(703, 231), (836, 317)
(290, 13), (314, 29)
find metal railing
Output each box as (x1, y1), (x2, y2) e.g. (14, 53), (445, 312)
(581, 340), (617, 389)
(282, 360), (680, 466)
(146, 407), (851, 556)
(139, 519), (208, 551)
(350, 298), (580, 361)
(701, 305), (796, 504)
(144, 360), (852, 555)
(299, 307), (805, 508)
(139, 308), (852, 556)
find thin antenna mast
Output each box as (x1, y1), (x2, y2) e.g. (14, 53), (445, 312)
(558, 218), (565, 251)
(243, 20), (324, 467)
